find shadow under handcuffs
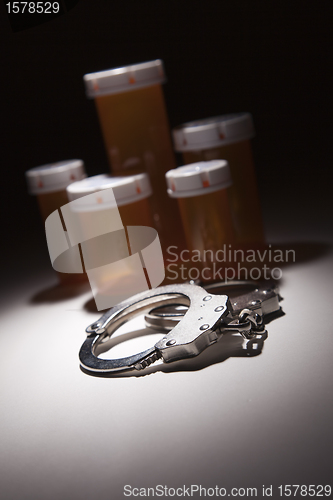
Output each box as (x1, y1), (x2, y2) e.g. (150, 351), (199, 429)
(80, 309), (284, 378)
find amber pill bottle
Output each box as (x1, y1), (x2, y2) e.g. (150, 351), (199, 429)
(25, 159), (87, 285)
(83, 60), (185, 255)
(165, 160), (235, 281)
(172, 114), (264, 246)
(66, 173), (156, 308)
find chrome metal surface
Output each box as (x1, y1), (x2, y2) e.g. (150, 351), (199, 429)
(144, 280), (280, 332)
(80, 283), (230, 373)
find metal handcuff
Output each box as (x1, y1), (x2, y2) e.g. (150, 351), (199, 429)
(79, 280), (281, 374)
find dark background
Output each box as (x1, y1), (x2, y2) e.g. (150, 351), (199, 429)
(1, 0), (333, 269)
(0, 5), (331, 497)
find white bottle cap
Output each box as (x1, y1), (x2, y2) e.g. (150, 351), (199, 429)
(172, 113), (255, 151)
(83, 60), (165, 98)
(166, 160), (232, 198)
(66, 173), (152, 210)
(26, 160), (86, 195)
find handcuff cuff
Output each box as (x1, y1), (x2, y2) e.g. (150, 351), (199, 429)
(79, 280), (282, 374)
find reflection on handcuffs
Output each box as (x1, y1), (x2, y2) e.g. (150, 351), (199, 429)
(79, 280), (283, 375)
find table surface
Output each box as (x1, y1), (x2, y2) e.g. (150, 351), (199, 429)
(1, 229), (332, 500)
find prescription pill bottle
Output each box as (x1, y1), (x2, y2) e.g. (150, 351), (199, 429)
(66, 174), (157, 309)
(25, 159), (87, 285)
(165, 161), (235, 282)
(83, 60), (186, 255)
(172, 113), (264, 246)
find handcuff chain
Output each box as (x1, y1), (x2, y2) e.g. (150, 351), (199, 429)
(218, 308), (266, 339)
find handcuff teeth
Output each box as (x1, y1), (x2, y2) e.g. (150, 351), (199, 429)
(134, 351), (162, 371)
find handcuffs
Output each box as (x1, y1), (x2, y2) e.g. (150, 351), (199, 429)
(79, 280), (282, 374)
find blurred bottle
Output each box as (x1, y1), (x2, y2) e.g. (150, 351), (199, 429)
(25, 159), (87, 285)
(83, 60), (186, 256)
(66, 173), (158, 308)
(166, 160), (235, 281)
(172, 113), (265, 246)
